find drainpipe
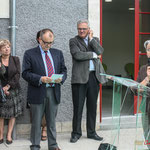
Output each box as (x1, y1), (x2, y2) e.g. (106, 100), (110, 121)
(9, 0), (17, 56)
(9, 0), (17, 140)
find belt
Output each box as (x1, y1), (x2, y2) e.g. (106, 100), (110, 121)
(89, 70), (95, 72)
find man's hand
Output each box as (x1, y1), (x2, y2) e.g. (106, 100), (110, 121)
(142, 66), (150, 85)
(147, 66), (150, 79)
(54, 78), (62, 83)
(88, 30), (93, 40)
(41, 76), (52, 83)
(97, 55), (102, 59)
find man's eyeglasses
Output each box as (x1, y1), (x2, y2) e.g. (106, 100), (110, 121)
(78, 28), (88, 31)
(42, 39), (53, 45)
(146, 49), (150, 52)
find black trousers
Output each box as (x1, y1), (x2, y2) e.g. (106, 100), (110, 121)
(71, 72), (100, 138)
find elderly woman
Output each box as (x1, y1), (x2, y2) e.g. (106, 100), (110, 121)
(0, 39), (22, 145)
(137, 40), (150, 149)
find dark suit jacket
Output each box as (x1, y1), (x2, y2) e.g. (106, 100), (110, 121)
(69, 35), (107, 84)
(137, 64), (147, 83)
(0, 56), (20, 89)
(22, 46), (67, 104)
(136, 64), (150, 114)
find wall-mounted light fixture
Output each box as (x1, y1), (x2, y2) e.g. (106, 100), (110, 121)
(105, 0), (112, 2)
(128, 8), (135, 11)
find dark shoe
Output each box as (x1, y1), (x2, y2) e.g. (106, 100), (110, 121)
(0, 139), (3, 144)
(30, 145), (40, 150)
(87, 134), (103, 141)
(53, 147), (61, 150)
(70, 136), (80, 143)
(6, 139), (13, 144)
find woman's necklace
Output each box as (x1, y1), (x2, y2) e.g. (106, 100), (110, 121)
(2, 56), (9, 66)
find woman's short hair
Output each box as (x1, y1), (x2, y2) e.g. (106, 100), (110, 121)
(144, 40), (150, 49)
(0, 39), (11, 50)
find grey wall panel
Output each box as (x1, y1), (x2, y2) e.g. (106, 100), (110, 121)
(0, 19), (9, 40)
(11, 0), (88, 123)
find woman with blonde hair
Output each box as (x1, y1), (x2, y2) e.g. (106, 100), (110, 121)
(0, 39), (23, 144)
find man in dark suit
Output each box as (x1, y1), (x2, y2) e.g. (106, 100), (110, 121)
(22, 28), (67, 150)
(69, 19), (107, 143)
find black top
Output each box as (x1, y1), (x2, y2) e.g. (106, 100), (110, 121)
(3, 66), (8, 86)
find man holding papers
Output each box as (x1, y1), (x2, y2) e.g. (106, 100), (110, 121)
(22, 28), (67, 150)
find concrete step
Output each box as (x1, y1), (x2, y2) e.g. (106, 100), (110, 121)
(4, 115), (141, 139)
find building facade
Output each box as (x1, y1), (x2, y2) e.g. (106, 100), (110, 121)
(0, 0), (101, 135)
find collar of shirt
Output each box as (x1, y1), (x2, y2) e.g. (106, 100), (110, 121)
(39, 45), (50, 55)
(39, 45), (55, 74)
(83, 36), (88, 46)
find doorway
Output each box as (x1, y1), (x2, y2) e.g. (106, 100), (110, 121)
(102, 0), (135, 117)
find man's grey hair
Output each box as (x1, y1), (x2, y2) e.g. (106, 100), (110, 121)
(144, 40), (150, 49)
(77, 19), (90, 27)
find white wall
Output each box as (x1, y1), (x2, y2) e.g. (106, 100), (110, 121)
(88, 0), (102, 122)
(0, 0), (9, 18)
(88, 0), (100, 38)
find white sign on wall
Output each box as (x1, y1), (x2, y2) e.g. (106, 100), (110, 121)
(0, 0), (9, 18)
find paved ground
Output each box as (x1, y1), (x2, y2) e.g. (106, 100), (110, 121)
(0, 128), (149, 150)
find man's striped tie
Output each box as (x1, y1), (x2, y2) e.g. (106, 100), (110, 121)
(44, 51), (54, 77)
